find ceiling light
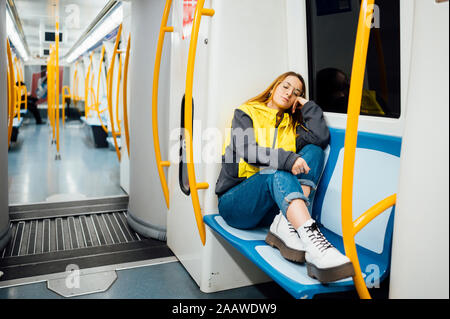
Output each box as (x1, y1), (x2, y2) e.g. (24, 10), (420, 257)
(6, 9), (29, 61)
(66, 4), (123, 64)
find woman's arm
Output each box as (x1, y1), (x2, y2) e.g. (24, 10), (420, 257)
(229, 109), (300, 171)
(294, 100), (330, 151)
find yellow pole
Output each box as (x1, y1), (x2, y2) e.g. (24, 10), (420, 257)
(48, 46), (55, 142)
(115, 53), (122, 132)
(74, 70), (79, 109)
(73, 61), (79, 110)
(185, 0), (214, 246)
(55, 22), (60, 155)
(123, 34), (131, 159)
(47, 55), (51, 132)
(152, 0), (173, 209)
(107, 24), (123, 162)
(341, 0), (375, 299)
(6, 39), (15, 148)
(95, 45), (109, 133)
(52, 49), (55, 142)
(13, 57), (21, 121)
(85, 53), (93, 118)
(96, 46), (105, 109)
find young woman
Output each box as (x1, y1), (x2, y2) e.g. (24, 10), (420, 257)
(215, 71), (354, 283)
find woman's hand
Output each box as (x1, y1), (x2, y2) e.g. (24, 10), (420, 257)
(292, 97), (309, 114)
(291, 157), (310, 175)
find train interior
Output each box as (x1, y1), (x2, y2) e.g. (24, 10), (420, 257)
(0, 0), (448, 300)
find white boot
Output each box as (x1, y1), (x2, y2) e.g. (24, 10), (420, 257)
(297, 219), (355, 283)
(265, 212), (305, 263)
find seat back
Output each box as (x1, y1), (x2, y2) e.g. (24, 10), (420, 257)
(312, 127), (402, 258)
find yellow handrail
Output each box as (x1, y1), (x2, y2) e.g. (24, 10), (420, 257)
(13, 57), (20, 121)
(14, 56), (22, 121)
(89, 61), (96, 113)
(152, 0), (174, 209)
(18, 60), (26, 108)
(7, 68), (11, 142)
(49, 46), (56, 143)
(55, 21), (60, 154)
(95, 45), (109, 133)
(74, 71), (79, 107)
(115, 53), (123, 132)
(14, 86), (20, 119)
(122, 34), (131, 159)
(341, 0), (396, 299)
(84, 52), (94, 118)
(6, 39), (15, 148)
(72, 61), (80, 110)
(107, 23), (123, 162)
(13, 58), (21, 122)
(47, 47), (54, 140)
(14, 56), (27, 114)
(185, 0), (215, 246)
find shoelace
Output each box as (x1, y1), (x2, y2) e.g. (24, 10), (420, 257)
(304, 222), (333, 253)
(287, 222), (301, 238)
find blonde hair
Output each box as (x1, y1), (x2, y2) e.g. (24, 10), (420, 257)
(246, 71), (306, 126)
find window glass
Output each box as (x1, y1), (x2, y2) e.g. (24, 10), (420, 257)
(306, 0), (401, 118)
(179, 95), (194, 196)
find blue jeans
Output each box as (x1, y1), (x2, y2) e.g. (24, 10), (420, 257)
(218, 144), (325, 229)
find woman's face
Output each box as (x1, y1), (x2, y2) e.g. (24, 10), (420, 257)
(270, 75), (303, 111)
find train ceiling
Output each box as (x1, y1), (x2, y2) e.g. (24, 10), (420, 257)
(11, 0), (110, 63)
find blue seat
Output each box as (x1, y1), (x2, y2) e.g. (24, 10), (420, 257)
(81, 115), (110, 148)
(204, 127), (402, 299)
(10, 117), (25, 143)
(12, 117), (24, 128)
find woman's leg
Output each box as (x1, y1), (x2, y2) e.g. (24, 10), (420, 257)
(220, 144), (354, 282)
(286, 199), (310, 229)
(286, 144), (325, 229)
(282, 146), (354, 283)
(218, 172), (279, 229)
(219, 144), (325, 229)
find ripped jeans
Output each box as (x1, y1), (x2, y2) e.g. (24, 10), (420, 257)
(218, 144), (325, 229)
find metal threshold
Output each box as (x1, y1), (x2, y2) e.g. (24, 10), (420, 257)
(1, 196), (173, 286)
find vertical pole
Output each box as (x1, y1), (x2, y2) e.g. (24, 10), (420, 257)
(55, 21), (60, 157)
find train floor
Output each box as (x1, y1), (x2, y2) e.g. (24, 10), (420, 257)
(0, 260), (294, 299)
(7, 116), (126, 205)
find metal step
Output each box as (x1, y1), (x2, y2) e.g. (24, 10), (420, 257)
(0, 197), (174, 283)
(2, 211), (140, 258)
(8, 195), (129, 221)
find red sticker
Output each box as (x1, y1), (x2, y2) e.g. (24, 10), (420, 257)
(182, 0), (197, 39)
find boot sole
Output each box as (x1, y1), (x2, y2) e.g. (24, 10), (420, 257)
(306, 261), (355, 284)
(265, 231), (305, 263)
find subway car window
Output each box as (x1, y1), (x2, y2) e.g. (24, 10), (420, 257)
(306, 0), (401, 118)
(179, 95), (193, 196)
